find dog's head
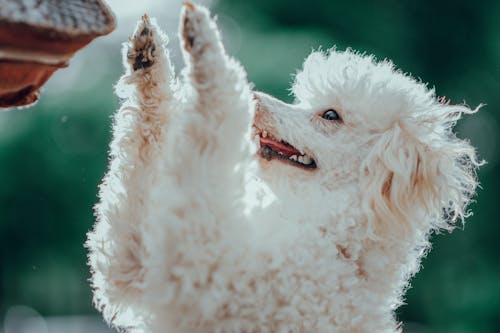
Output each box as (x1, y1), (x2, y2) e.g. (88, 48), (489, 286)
(253, 49), (480, 239)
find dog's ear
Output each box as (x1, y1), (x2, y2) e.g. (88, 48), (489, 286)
(360, 105), (480, 239)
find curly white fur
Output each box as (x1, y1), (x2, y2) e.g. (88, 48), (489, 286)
(86, 4), (480, 333)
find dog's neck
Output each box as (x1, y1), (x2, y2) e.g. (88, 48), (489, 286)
(247, 168), (431, 324)
(255, 166), (358, 211)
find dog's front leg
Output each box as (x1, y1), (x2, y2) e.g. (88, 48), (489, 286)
(164, 3), (255, 196)
(86, 15), (177, 327)
(88, 4), (256, 331)
(135, 4), (257, 330)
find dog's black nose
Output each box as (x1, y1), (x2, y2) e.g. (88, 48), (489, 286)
(261, 146), (273, 160)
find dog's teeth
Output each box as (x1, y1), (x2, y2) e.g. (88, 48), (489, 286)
(290, 155), (297, 161)
(298, 156), (304, 163)
(302, 155), (312, 164)
(263, 130), (268, 138)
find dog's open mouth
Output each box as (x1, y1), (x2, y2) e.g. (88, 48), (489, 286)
(253, 127), (317, 170)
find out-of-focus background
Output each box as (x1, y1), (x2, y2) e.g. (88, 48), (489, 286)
(0, 0), (499, 332)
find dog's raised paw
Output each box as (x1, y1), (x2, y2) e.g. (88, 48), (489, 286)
(181, 3), (216, 57)
(127, 14), (157, 71)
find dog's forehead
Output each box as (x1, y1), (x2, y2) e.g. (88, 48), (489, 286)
(292, 50), (435, 129)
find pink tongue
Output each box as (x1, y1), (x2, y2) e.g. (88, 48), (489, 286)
(260, 136), (302, 157)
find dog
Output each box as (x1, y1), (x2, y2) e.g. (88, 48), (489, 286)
(86, 3), (480, 332)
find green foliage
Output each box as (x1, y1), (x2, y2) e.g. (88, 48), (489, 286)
(0, 87), (117, 316)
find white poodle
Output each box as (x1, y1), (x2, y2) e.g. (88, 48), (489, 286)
(86, 3), (480, 332)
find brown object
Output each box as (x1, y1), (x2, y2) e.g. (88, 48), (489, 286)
(0, 0), (116, 108)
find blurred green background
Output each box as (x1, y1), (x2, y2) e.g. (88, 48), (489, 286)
(0, 0), (499, 332)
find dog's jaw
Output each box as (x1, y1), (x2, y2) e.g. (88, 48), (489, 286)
(252, 124), (317, 170)
(252, 92), (321, 174)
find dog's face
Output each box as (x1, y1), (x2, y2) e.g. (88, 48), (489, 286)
(253, 50), (479, 238)
(254, 50), (426, 184)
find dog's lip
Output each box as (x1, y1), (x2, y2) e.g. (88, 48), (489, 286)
(253, 125), (317, 170)
(259, 136), (302, 158)
(259, 145), (318, 170)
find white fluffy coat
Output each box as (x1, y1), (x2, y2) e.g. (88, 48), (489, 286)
(86, 4), (480, 333)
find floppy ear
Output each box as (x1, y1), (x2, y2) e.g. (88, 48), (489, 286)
(360, 105), (480, 240)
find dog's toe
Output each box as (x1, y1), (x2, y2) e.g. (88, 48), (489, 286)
(127, 15), (157, 71)
(181, 3), (220, 58)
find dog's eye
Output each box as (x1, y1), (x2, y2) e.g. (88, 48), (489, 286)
(322, 109), (341, 121)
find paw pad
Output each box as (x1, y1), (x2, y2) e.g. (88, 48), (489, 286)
(181, 3), (210, 54)
(182, 12), (196, 51)
(127, 15), (156, 71)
